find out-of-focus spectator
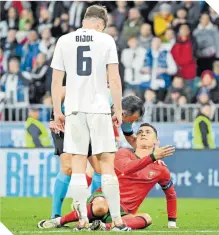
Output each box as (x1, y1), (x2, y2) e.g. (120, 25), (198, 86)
(19, 9), (34, 31)
(193, 13), (219, 74)
(195, 91), (216, 120)
(106, 25), (125, 83)
(171, 24), (197, 81)
(162, 28), (175, 51)
(25, 107), (51, 148)
(37, 8), (52, 34)
(0, 7), (19, 39)
(177, 95), (188, 122)
(141, 37), (177, 101)
(1, 29), (21, 60)
(69, 1), (87, 30)
(165, 87), (182, 104)
(112, 1), (128, 32)
(142, 89), (157, 122)
(29, 53), (48, 104)
(51, 13), (70, 38)
(153, 3), (174, 40)
(39, 28), (55, 61)
(209, 7), (219, 29)
(194, 70), (219, 104)
(165, 76), (192, 103)
(213, 61), (219, 82)
(144, 89), (157, 104)
(178, 95), (187, 105)
(0, 47), (7, 75)
(123, 89), (136, 97)
(21, 30), (40, 72)
(47, 1), (66, 22)
(134, 1), (150, 23)
(107, 13), (114, 27)
(121, 37), (145, 96)
(121, 8), (143, 42)
(4, 1), (31, 15)
(106, 25), (122, 50)
(0, 57), (31, 105)
(192, 103), (216, 149)
(172, 1), (201, 30)
(138, 23), (153, 50)
(40, 94), (52, 122)
(172, 8), (188, 33)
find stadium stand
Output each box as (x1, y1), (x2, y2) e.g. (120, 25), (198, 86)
(0, 1), (219, 122)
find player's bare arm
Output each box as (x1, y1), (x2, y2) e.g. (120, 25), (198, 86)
(158, 167), (177, 229)
(115, 145), (175, 175)
(51, 69), (65, 132)
(108, 63), (122, 127)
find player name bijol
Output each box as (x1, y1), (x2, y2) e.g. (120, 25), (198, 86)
(76, 35), (93, 42)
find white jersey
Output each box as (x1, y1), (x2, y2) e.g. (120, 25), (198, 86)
(51, 28), (118, 115)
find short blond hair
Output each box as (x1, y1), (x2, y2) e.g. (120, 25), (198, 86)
(84, 5), (108, 28)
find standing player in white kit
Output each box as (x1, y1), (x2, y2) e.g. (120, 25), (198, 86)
(51, 5), (130, 231)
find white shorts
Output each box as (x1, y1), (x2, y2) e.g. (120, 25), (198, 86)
(64, 112), (116, 155)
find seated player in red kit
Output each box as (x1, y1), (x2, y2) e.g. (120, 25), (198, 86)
(38, 123), (177, 230)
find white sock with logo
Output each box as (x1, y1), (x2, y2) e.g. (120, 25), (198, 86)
(101, 174), (123, 225)
(70, 174), (89, 223)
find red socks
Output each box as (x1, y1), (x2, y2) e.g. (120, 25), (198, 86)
(60, 203), (94, 225)
(86, 174), (92, 187)
(106, 215), (148, 230)
(123, 215), (148, 229)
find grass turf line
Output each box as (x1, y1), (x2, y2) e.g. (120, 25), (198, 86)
(1, 197), (219, 235)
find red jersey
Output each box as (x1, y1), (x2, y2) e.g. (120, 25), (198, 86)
(114, 148), (177, 219)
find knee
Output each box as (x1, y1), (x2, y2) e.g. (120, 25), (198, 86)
(61, 165), (72, 176)
(92, 198), (109, 217)
(60, 155), (72, 176)
(142, 213), (152, 226)
(95, 202), (109, 216)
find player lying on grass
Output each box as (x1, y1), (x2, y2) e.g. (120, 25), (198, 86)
(50, 88), (144, 219)
(38, 123), (177, 230)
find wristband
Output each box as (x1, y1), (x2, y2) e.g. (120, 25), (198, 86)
(149, 153), (156, 162)
(121, 122), (133, 136)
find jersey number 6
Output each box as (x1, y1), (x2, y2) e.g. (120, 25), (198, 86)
(77, 46), (92, 76)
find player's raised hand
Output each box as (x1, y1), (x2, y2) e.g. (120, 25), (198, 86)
(153, 145), (175, 160)
(54, 113), (65, 132)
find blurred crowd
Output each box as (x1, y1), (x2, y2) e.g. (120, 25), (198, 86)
(0, 1), (219, 122)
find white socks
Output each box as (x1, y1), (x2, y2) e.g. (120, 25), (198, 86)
(70, 174), (89, 223)
(101, 174), (123, 224)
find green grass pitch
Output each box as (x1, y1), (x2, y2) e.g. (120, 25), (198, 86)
(1, 197), (219, 235)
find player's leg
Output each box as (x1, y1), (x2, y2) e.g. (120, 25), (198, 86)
(90, 213), (152, 231)
(38, 195), (109, 229)
(51, 132), (72, 218)
(88, 113), (128, 229)
(122, 213), (152, 229)
(86, 160), (93, 187)
(61, 196), (109, 226)
(64, 113), (90, 228)
(51, 153), (72, 218)
(88, 154), (102, 193)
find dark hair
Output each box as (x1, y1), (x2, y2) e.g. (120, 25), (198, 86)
(84, 5), (108, 28)
(122, 96), (145, 117)
(139, 123), (158, 137)
(201, 103), (211, 109)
